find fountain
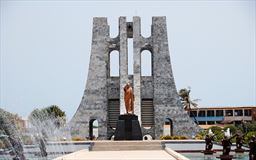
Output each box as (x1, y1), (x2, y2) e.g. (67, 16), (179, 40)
(0, 108), (25, 160)
(0, 108), (84, 160)
(224, 128), (231, 138)
(27, 109), (76, 159)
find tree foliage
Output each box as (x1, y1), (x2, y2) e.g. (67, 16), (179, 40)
(209, 126), (222, 133)
(240, 121), (256, 132)
(0, 108), (24, 133)
(45, 105), (65, 118)
(178, 87), (200, 110)
(29, 105), (66, 128)
(196, 123), (256, 144)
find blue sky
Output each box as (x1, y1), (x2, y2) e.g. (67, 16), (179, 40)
(0, 0), (255, 120)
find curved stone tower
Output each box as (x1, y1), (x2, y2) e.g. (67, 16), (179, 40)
(70, 16), (199, 140)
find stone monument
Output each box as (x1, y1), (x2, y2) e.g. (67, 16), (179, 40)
(70, 16), (199, 140)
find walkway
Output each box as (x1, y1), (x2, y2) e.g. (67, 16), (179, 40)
(54, 149), (177, 160)
(54, 140), (190, 160)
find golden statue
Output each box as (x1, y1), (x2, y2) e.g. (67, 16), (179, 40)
(123, 83), (134, 114)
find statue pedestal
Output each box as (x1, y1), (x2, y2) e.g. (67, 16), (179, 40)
(217, 155), (233, 160)
(114, 114), (142, 140)
(234, 148), (245, 153)
(202, 150), (216, 155)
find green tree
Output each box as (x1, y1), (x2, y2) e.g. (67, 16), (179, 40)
(243, 121), (256, 132)
(29, 105), (66, 128)
(209, 126), (222, 133)
(244, 131), (256, 144)
(46, 105), (66, 127)
(235, 121), (256, 133)
(45, 105), (65, 118)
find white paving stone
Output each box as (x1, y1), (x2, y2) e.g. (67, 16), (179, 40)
(54, 149), (177, 160)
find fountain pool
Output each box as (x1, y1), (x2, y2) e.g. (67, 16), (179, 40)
(165, 140), (249, 160)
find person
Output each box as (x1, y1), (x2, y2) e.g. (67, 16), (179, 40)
(205, 134), (214, 151)
(123, 83), (134, 114)
(249, 135), (256, 160)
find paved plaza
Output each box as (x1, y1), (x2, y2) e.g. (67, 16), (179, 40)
(54, 149), (178, 160)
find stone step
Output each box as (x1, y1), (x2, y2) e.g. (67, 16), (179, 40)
(90, 141), (164, 151)
(93, 141), (162, 145)
(91, 145), (163, 151)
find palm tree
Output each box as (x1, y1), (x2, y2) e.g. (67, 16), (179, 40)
(178, 87), (200, 110)
(178, 87), (200, 124)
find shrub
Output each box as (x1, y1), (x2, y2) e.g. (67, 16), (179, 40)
(196, 125), (255, 143)
(245, 121), (256, 132)
(195, 134), (204, 140)
(195, 130), (207, 140)
(209, 126), (222, 134)
(206, 126), (224, 142)
(71, 136), (86, 141)
(214, 131), (225, 142)
(179, 136), (188, 140)
(160, 135), (188, 140)
(160, 135), (172, 140)
(196, 127), (224, 142)
(244, 131), (256, 144)
(237, 121), (256, 133)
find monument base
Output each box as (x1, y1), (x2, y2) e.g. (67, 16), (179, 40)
(114, 114), (142, 140)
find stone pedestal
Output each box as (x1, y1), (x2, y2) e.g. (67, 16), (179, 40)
(234, 148), (245, 153)
(202, 150), (216, 155)
(114, 114), (142, 140)
(217, 155), (233, 160)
